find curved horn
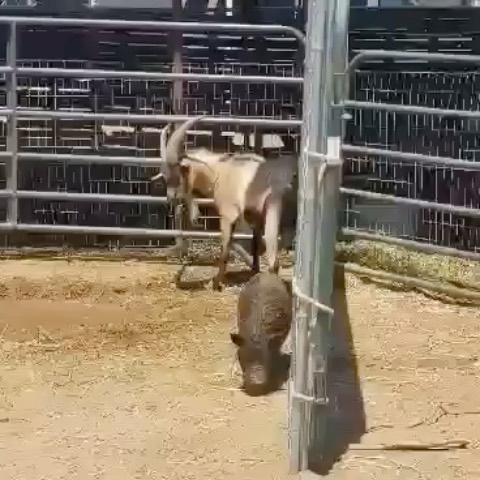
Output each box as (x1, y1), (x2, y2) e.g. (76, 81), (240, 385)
(159, 123), (171, 162)
(164, 115), (208, 166)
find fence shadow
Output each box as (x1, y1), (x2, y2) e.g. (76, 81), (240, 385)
(308, 267), (366, 475)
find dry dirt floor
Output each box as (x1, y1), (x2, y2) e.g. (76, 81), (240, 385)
(0, 257), (479, 479)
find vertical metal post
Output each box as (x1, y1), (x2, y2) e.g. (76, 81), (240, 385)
(289, 0), (349, 474)
(309, 0), (350, 470)
(5, 21), (18, 228)
(172, 0), (188, 256)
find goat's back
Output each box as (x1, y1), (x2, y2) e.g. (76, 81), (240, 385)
(237, 272), (292, 343)
(212, 154), (294, 216)
(244, 155), (295, 213)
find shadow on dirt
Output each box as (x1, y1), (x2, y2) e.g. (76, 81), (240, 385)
(307, 267), (366, 475)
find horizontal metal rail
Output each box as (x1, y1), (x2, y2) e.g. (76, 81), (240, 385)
(339, 50), (480, 266)
(0, 151), (166, 167)
(338, 261), (480, 303)
(0, 186), (474, 224)
(341, 50), (480, 124)
(0, 66), (303, 85)
(0, 189), (213, 205)
(341, 187), (480, 218)
(0, 109), (302, 128)
(0, 16), (306, 45)
(0, 222), (255, 239)
(343, 100), (480, 120)
(0, 151), (298, 168)
(348, 49), (480, 73)
(342, 144), (480, 170)
(341, 228), (480, 262)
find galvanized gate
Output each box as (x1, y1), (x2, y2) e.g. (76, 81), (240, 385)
(0, 15), (305, 244)
(289, 0), (480, 476)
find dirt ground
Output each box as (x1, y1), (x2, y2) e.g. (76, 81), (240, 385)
(0, 257), (479, 479)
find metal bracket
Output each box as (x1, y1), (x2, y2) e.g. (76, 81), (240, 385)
(291, 390), (329, 406)
(305, 150), (343, 167)
(290, 277), (332, 408)
(305, 150), (343, 190)
(291, 276), (335, 317)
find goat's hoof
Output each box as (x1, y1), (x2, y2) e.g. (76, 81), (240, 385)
(212, 278), (223, 292)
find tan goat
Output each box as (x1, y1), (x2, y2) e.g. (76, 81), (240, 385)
(155, 116), (295, 291)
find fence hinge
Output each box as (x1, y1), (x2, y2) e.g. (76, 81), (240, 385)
(291, 276), (334, 317)
(305, 150), (343, 168)
(291, 389), (328, 406)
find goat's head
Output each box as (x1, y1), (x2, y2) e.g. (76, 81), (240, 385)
(158, 115), (208, 201)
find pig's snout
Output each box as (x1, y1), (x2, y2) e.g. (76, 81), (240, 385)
(243, 364), (270, 396)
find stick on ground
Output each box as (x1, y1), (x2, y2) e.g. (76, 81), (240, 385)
(350, 440), (469, 451)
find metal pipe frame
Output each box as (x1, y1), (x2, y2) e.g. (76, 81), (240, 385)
(337, 49), (480, 263)
(0, 151), (166, 166)
(0, 222), (255, 239)
(0, 109), (303, 127)
(0, 15), (302, 242)
(0, 66), (304, 85)
(0, 16), (306, 45)
(342, 144), (480, 171)
(5, 22), (17, 227)
(0, 189), (212, 206)
(340, 187), (480, 219)
(289, 0), (348, 474)
(342, 49), (480, 119)
(348, 49), (480, 71)
(344, 99), (480, 120)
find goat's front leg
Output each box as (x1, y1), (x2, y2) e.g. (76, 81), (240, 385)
(251, 222), (263, 274)
(182, 189), (200, 228)
(213, 216), (236, 291)
(264, 197), (282, 274)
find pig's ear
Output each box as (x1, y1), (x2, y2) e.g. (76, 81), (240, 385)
(230, 333), (244, 347)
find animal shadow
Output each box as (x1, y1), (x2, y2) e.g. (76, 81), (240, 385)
(307, 267), (366, 475)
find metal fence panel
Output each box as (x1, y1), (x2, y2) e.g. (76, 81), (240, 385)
(289, 6), (480, 476)
(1, 7), (480, 256)
(0, 5), (304, 248)
(345, 7), (480, 255)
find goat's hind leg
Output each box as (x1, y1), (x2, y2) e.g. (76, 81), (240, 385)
(213, 216), (236, 291)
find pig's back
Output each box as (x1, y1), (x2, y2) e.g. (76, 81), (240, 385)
(237, 272), (292, 341)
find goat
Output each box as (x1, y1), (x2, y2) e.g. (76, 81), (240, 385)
(153, 116), (296, 291)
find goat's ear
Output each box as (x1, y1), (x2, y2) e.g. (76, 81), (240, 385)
(230, 333), (244, 347)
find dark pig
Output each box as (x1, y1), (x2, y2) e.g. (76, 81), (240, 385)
(230, 272), (292, 396)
